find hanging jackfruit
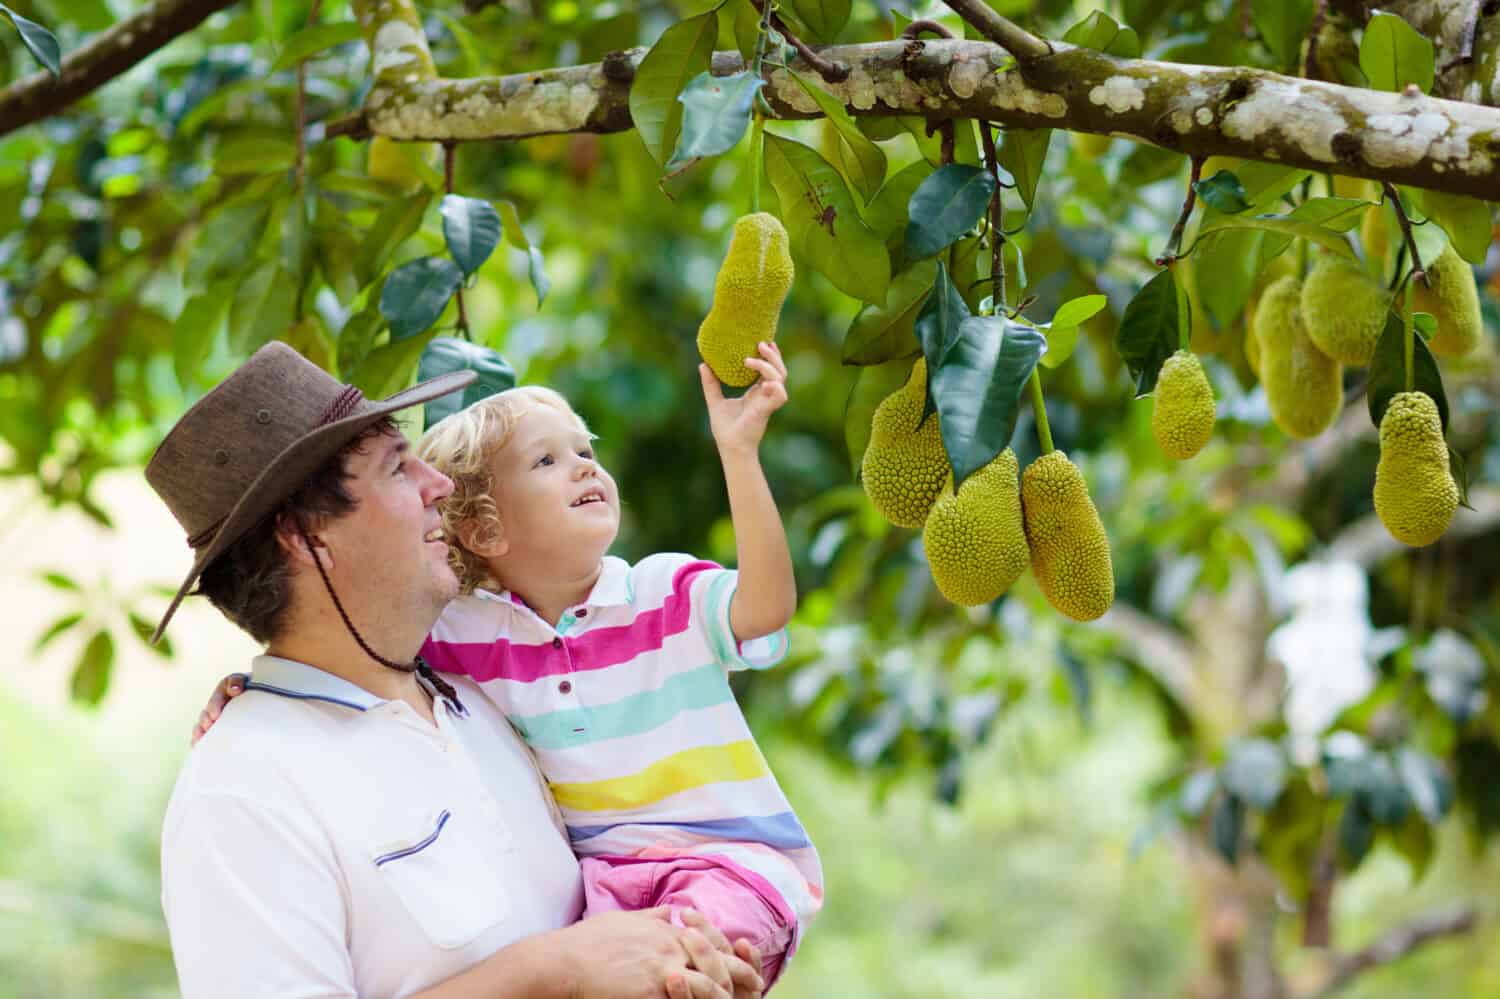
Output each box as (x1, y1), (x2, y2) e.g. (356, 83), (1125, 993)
(1300, 255), (1390, 366)
(1411, 245), (1482, 357)
(1152, 349), (1217, 460)
(697, 213), (795, 386)
(1243, 253), (1297, 379)
(1373, 391), (1458, 546)
(1021, 451), (1114, 621)
(862, 359), (948, 528)
(1256, 276), (1343, 439)
(922, 449), (1030, 606)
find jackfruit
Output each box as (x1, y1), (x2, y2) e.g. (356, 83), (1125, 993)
(1373, 391), (1458, 546)
(1243, 253), (1297, 379)
(1411, 245), (1482, 357)
(1021, 451), (1114, 621)
(1300, 255), (1390, 366)
(1244, 319), (1261, 377)
(1255, 276), (1343, 439)
(1152, 350), (1217, 460)
(697, 213), (795, 386)
(922, 449), (1030, 606)
(862, 359), (949, 528)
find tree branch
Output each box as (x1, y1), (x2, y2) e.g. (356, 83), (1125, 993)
(0, 0), (241, 139)
(1327, 484), (1500, 567)
(940, 0), (1052, 61)
(1306, 905), (1478, 997)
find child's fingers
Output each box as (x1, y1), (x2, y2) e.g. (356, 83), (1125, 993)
(757, 341), (787, 380)
(699, 363), (726, 404)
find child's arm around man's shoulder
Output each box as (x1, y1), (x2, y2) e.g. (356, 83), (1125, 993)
(697, 342), (795, 644)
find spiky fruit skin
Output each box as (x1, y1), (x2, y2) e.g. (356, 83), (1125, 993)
(1412, 245), (1482, 358)
(1256, 276), (1343, 439)
(1374, 392), (1458, 547)
(1152, 350), (1217, 459)
(861, 359), (948, 528)
(696, 213), (794, 386)
(1020, 451), (1114, 622)
(1300, 255), (1390, 366)
(922, 449), (1030, 607)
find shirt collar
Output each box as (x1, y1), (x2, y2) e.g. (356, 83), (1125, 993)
(481, 555), (634, 612)
(246, 655), (386, 712)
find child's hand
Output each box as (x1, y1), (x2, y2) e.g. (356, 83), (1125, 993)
(191, 672), (247, 745)
(699, 342), (788, 456)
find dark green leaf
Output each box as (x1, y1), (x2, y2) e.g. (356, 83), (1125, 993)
(1413, 189), (1492, 264)
(996, 128), (1051, 210)
(1367, 309), (1448, 432)
(337, 300), (385, 381)
(666, 71), (763, 173)
(1251, 0), (1315, 68)
(1115, 269), (1182, 395)
(846, 357), (918, 475)
(379, 256), (464, 340)
(904, 164), (996, 259)
(417, 337), (517, 429)
(229, 262), (298, 354)
(1396, 747), (1451, 824)
(915, 261), (970, 383)
(790, 71), (886, 202)
(271, 21), (363, 70)
(1360, 12), (1434, 93)
(356, 194), (431, 288)
(930, 316), (1047, 488)
(440, 195), (502, 276)
(864, 162), (931, 246)
(1212, 794), (1244, 864)
(128, 611), (173, 658)
(351, 329), (441, 398)
(1339, 800), (1375, 867)
(842, 260), (936, 365)
(69, 630), (114, 707)
(2, 5), (61, 77)
(1194, 170), (1251, 214)
(1220, 738), (1288, 810)
(33, 611), (83, 654)
(763, 133), (890, 304)
(786, 0), (850, 43)
(629, 11), (717, 165)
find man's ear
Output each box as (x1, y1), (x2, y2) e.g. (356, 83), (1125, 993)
(275, 514), (333, 570)
(457, 517), (508, 559)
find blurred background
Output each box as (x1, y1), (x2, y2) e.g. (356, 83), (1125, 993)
(3, 0), (1500, 996)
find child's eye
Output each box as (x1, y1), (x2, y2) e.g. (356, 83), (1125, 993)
(533, 453), (553, 468)
(578, 448), (594, 460)
(393, 461), (407, 476)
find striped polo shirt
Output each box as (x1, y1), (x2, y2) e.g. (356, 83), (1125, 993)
(420, 554), (823, 931)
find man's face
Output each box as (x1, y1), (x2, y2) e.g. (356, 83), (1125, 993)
(319, 428), (459, 624)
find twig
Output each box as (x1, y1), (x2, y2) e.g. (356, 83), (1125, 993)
(1382, 181), (1426, 288)
(748, 0), (849, 83)
(1302, 844), (1336, 948)
(443, 144), (470, 339)
(1307, 905), (1477, 997)
(901, 20), (955, 40)
(940, 0), (1051, 61)
(979, 122), (1005, 312)
(324, 113), (371, 141)
(1304, 0), (1330, 78)
(1156, 156), (1204, 265)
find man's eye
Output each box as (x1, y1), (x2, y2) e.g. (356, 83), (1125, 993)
(394, 461), (407, 476)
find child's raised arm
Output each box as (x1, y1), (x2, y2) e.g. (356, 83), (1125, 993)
(698, 343), (796, 643)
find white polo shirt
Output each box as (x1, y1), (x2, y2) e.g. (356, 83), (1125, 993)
(160, 655), (584, 999)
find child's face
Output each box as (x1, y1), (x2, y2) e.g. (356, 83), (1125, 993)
(485, 404), (620, 570)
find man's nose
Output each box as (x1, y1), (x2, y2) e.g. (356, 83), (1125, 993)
(420, 459), (454, 500)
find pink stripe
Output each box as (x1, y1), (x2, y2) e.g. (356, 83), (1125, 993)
(424, 561), (721, 683)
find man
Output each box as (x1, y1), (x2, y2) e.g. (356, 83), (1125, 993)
(148, 342), (760, 998)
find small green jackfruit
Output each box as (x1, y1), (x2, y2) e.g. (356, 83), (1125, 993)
(922, 449), (1030, 606)
(1411, 245), (1482, 357)
(1374, 391), (1458, 547)
(1021, 451), (1114, 621)
(1152, 349), (1217, 460)
(862, 359), (948, 528)
(1256, 276), (1343, 439)
(1300, 255), (1390, 366)
(697, 213), (794, 386)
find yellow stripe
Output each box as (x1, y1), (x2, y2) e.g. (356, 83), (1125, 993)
(549, 740), (770, 813)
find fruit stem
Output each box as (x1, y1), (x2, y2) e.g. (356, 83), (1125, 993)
(1029, 368), (1054, 454)
(749, 114), (764, 215)
(1383, 181), (1427, 290)
(1403, 281), (1415, 393)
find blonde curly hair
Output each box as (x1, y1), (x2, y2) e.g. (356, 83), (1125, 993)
(416, 386), (591, 594)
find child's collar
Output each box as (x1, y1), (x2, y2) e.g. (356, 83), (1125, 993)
(479, 555), (634, 611)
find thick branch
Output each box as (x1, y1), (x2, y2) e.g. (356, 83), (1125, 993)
(1307, 905), (1477, 997)
(0, 0), (241, 138)
(940, 0), (1051, 61)
(350, 37), (1500, 199)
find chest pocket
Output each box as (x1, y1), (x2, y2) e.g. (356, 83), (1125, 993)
(372, 807), (512, 949)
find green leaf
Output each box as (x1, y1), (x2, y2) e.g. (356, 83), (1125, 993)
(2, 5), (61, 77)
(1116, 269), (1183, 395)
(69, 630), (114, 707)
(1413, 311), (1438, 336)
(1194, 170), (1251, 214)
(355, 193), (431, 288)
(128, 611), (173, 658)
(1367, 309), (1448, 432)
(845, 357), (917, 476)
(931, 316), (1047, 488)
(1220, 738), (1288, 810)
(351, 328), (442, 398)
(174, 282), (233, 387)
(1197, 212), (1358, 260)
(279, 194), (312, 279)
(1037, 295), (1106, 370)
(1360, 12), (1434, 93)
(1388, 812), (1435, 881)
(1212, 794), (1244, 864)
(729, 0), (761, 61)
(863, 162), (931, 246)
(666, 70), (763, 174)
(417, 336), (517, 429)
(842, 260), (936, 365)
(763, 133), (890, 304)
(1339, 800), (1375, 867)
(904, 164), (996, 259)
(440, 195), (502, 276)
(790, 71), (887, 203)
(915, 261), (971, 383)
(271, 21), (363, 70)
(996, 128), (1051, 210)
(1179, 770), (1218, 818)
(213, 134), (298, 175)
(1251, 0), (1315, 68)
(33, 611), (83, 654)
(379, 256), (464, 340)
(1050, 294), (1108, 330)
(786, 0), (850, 43)
(1396, 746), (1452, 824)
(496, 201), (550, 306)
(228, 262), (297, 354)
(187, 199), (272, 286)
(1253, 197), (1370, 263)
(337, 299), (385, 380)
(1061, 10), (1140, 57)
(629, 11), (717, 165)
(1413, 189), (1492, 264)
(38, 570), (80, 592)
(1194, 228), (1263, 330)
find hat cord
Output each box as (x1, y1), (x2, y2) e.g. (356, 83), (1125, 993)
(294, 519), (464, 712)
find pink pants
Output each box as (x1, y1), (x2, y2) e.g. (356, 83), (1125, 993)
(579, 853), (797, 988)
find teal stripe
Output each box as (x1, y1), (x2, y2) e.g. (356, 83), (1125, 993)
(509, 663), (733, 750)
(704, 572), (737, 667)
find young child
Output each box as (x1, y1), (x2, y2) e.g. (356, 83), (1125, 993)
(196, 344), (820, 987)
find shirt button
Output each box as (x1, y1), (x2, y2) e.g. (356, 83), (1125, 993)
(552, 637), (562, 649)
(558, 680), (572, 694)
(576, 608), (588, 618)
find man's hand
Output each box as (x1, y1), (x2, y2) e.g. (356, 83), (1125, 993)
(191, 672), (247, 745)
(699, 342), (787, 457)
(553, 907), (762, 999)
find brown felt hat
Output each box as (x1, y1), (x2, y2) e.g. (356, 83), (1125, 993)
(145, 341), (475, 643)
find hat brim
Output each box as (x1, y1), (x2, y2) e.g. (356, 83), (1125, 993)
(151, 370), (476, 643)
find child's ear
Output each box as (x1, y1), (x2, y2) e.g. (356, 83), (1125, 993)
(458, 518), (509, 559)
